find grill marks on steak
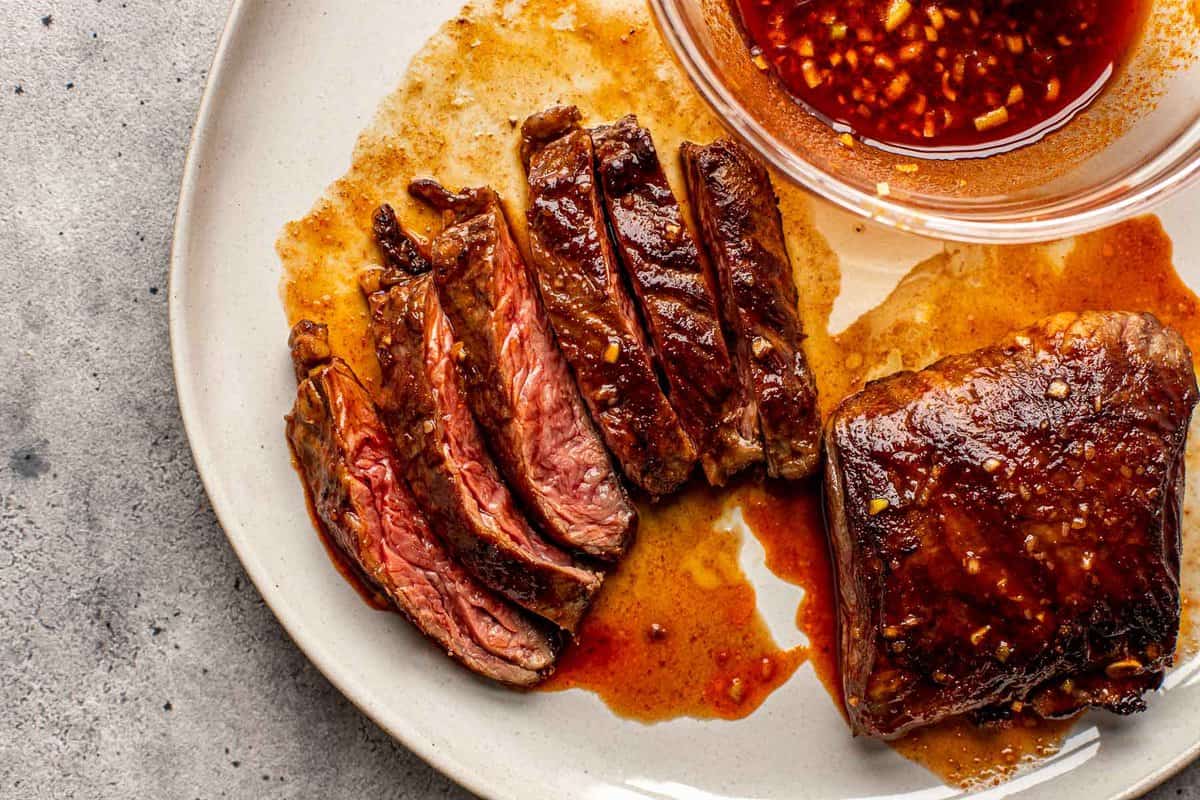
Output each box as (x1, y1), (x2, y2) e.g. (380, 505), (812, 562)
(522, 106), (698, 496)
(824, 311), (1198, 738)
(285, 321), (559, 686)
(683, 139), (821, 481)
(361, 254), (602, 631)
(409, 181), (636, 561)
(592, 117), (738, 486)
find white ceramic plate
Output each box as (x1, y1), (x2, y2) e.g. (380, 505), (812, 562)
(171, 2), (1200, 799)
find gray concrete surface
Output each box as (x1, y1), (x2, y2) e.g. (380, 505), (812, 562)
(0, 3), (1197, 799)
(0, 2), (471, 798)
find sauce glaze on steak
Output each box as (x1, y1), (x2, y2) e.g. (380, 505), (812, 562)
(592, 117), (738, 486)
(825, 311), (1198, 738)
(522, 106), (698, 496)
(683, 139), (821, 480)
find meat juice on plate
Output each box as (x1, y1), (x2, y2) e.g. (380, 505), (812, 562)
(543, 485), (808, 721)
(276, 0), (1200, 787)
(734, 0), (1149, 155)
(739, 482), (841, 703)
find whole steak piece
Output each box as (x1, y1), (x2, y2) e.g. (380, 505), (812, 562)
(592, 117), (739, 487)
(408, 183), (635, 561)
(683, 139), (820, 480)
(825, 311), (1198, 738)
(285, 321), (559, 686)
(362, 227), (602, 632)
(522, 106), (698, 496)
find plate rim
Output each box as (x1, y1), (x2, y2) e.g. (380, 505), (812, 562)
(166, 2), (505, 799)
(167, 2), (1200, 798)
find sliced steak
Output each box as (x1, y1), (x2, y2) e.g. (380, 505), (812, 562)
(683, 139), (820, 480)
(361, 236), (602, 631)
(521, 106), (698, 496)
(592, 117), (738, 486)
(285, 320), (559, 686)
(409, 182), (636, 561)
(825, 311), (1198, 738)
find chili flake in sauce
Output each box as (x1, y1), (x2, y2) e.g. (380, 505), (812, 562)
(735, 0), (1148, 155)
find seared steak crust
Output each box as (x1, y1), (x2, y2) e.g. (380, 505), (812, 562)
(409, 183), (635, 561)
(593, 117), (737, 486)
(363, 262), (602, 632)
(825, 311), (1198, 738)
(374, 203), (434, 275)
(683, 139), (820, 480)
(285, 321), (559, 686)
(522, 106), (698, 496)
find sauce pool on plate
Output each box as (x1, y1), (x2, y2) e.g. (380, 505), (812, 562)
(542, 485), (809, 721)
(734, 0), (1149, 156)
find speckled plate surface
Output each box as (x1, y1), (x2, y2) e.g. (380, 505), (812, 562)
(170, 2), (1200, 799)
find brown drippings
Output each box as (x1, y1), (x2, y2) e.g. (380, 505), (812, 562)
(276, 0), (1200, 788)
(796, 216), (1200, 787)
(739, 480), (841, 705)
(282, 277), (380, 395)
(890, 714), (1080, 788)
(544, 484), (805, 721)
(806, 217), (1200, 415)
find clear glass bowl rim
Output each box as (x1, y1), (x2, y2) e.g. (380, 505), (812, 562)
(650, 0), (1200, 244)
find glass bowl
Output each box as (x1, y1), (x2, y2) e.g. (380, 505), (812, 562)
(649, 0), (1200, 243)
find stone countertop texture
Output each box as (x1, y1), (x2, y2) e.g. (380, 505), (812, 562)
(0, 3), (1196, 800)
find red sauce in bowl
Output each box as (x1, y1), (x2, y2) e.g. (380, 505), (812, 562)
(734, 0), (1148, 157)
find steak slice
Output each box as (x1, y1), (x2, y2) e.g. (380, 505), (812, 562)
(409, 182), (636, 561)
(683, 139), (820, 480)
(521, 106), (698, 496)
(592, 117), (739, 487)
(285, 321), (559, 686)
(362, 247), (602, 631)
(825, 311), (1198, 738)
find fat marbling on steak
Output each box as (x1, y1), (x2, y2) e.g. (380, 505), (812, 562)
(363, 213), (602, 631)
(285, 320), (559, 686)
(522, 106), (698, 496)
(592, 116), (739, 486)
(825, 311), (1198, 738)
(409, 181), (636, 561)
(683, 139), (820, 481)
